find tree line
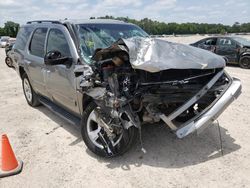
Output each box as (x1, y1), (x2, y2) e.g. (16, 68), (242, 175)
(95, 16), (250, 35)
(1, 17), (250, 38)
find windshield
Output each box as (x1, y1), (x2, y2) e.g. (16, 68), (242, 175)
(232, 37), (250, 46)
(77, 23), (148, 63)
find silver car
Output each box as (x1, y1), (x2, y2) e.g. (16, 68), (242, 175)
(13, 19), (241, 157)
(0, 36), (10, 48)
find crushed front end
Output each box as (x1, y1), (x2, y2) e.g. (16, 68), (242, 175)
(79, 38), (242, 140)
(138, 68), (241, 138)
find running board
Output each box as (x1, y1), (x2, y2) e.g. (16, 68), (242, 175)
(39, 97), (81, 128)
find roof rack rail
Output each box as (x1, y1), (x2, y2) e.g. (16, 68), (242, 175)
(26, 20), (61, 24)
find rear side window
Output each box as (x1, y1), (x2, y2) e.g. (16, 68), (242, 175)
(218, 38), (236, 47)
(30, 28), (48, 58)
(46, 29), (71, 57)
(15, 27), (33, 50)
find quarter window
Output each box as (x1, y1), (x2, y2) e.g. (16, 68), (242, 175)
(15, 27), (33, 50)
(30, 28), (48, 57)
(47, 29), (71, 57)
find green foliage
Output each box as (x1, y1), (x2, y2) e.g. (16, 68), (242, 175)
(0, 21), (20, 37)
(0, 27), (5, 36)
(97, 16), (250, 35)
(1, 18), (250, 37)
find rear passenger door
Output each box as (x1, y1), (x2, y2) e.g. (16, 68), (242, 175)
(13, 26), (33, 72)
(25, 28), (48, 96)
(45, 26), (79, 114)
(215, 38), (238, 62)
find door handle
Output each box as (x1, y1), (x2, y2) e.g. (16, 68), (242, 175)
(41, 68), (50, 74)
(24, 60), (31, 65)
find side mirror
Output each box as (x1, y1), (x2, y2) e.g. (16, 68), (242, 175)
(44, 50), (72, 67)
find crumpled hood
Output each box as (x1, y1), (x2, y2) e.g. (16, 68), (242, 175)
(92, 37), (225, 73)
(123, 37), (225, 72)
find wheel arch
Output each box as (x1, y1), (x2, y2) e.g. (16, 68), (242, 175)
(82, 93), (93, 113)
(240, 52), (250, 59)
(18, 66), (35, 88)
(19, 66), (26, 79)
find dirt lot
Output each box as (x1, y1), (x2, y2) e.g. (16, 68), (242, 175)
(0, 37), (250, 187)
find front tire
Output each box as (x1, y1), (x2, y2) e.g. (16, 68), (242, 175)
(239, 56), (250, 69)
(22, 73), (40, 107)
(81, 102), (138, 158)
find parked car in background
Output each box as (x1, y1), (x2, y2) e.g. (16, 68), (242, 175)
(5, 39), (16, 55)
(190, 36), (250, 69)
(0, 36), (10, 48)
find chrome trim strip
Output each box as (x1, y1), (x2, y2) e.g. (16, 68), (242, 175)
(168, 70), (224, 121)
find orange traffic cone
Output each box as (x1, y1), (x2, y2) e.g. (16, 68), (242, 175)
(0, 134), (23, 178)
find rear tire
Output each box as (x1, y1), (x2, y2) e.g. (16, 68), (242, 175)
(5, 57), (13, 68)
(239, 56), (250, 69)
(81, 102), (138, 158)
(22, 73), (40, 107)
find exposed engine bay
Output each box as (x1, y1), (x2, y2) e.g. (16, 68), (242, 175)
(77, 38), (241, 155)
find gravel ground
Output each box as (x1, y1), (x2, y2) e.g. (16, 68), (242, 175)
(0, 36), (250, 188)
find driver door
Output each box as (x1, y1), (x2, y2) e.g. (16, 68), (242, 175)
(201, 38), (217, 52)
(45, 27), (79, 114)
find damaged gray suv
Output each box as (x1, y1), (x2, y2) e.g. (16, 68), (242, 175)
(14, 19), (242, 157)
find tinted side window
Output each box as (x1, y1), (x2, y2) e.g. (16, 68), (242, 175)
(15, 27), (33, 50)
(218, 38), (236, 47)
(30, 28), (48, 57)
(205, 38), (217, 45)
(47, 29), (71, 57)
(199, 39), (206, 44)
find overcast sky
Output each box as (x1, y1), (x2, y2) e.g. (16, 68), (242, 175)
(0, 0), (249, 26)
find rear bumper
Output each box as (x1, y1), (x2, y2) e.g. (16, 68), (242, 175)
(176, 77), (242, 138)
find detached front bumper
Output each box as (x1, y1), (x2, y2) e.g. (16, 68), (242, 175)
(176, 77), (241, 138)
